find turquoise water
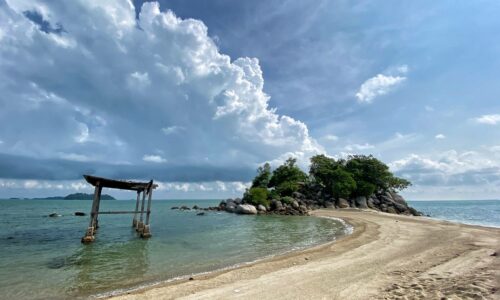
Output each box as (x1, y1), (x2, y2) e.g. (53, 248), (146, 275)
(0, 199), (347, 299)
(408, 200), (500, 228)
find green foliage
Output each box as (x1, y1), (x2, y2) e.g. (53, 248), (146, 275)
(269, 158), (307, 197)
(330, 168), (357, 198)
(280, 196), (295, 205)
(345, 155), (411, 194)
(251, 163), (271, 188)
(244, 187), (270, 207)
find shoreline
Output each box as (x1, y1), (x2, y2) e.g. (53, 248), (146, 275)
(108, 209), (500, 299)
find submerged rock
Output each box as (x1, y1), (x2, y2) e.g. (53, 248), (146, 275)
(48, 213), (61, 217)
(74, 212), (86, 216)
(196, 212), (205, 216)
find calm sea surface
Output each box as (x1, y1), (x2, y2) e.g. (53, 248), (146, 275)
(408, 200), (500, 228)
(0, 199), (347, 299)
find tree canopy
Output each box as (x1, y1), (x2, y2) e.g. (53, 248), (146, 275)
(245, 154), (411, 204)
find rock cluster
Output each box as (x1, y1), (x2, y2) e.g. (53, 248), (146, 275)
(171, 190), (421, 217)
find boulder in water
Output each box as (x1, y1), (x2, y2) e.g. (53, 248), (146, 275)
(48, 213), (61, 217)
(236, 204), (257, 215)
(74, 212), (86, 216)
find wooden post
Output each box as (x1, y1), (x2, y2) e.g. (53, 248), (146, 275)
(136, 187), (147, 233)
(94, 186), (102, 229)
(141, 182), (153, 238)
(132, 190), (141, 227)
(82, 182), (100, 243)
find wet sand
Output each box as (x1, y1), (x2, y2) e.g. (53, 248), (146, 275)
(110, 209), (500, 300)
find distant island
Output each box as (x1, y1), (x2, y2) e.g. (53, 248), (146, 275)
(12, 193), (116, 200)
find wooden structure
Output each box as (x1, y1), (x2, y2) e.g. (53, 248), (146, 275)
(81, 175), (157, 243)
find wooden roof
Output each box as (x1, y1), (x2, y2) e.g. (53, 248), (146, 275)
(83, 175), (158, 191)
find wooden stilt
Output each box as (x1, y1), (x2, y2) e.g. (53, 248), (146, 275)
(132, 190), (141, 227)
(136, 188), (147, 233)
(82, 182), (100, 243)
(141, 182), (153, 238)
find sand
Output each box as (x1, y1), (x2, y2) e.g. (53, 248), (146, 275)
(109, 209), (500, 300)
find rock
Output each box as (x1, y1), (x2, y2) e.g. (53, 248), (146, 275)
(366, 198), (376, 209)
(196, 212), (205, 216)
(292, 200), (300, 209)
(355, 196), (368, 209)
(386, 206), (398, 214)
(192, 205), (199, 210)
(270, 199), (283, 211)
(336, 198), (350, 208)
(74, 212), (86, 216)
(225, 204), (237, 213)
(389, 192), (407, 205)
(234, 198), (242, 205)
(257, 204), (267, 212)
(324, 201), (335, 208)
(292, 192), (305, 199)
(236, 204), (257, 215)
(393, 202), (408, 213)
(180, 205), (191, 210)
(48, 213), (61, 217)
(171, 206), (179, 210)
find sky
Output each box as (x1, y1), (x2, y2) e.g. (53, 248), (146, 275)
(0, 0), (499, 200)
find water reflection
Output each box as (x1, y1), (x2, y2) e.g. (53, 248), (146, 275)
(68, 239), (149, 297)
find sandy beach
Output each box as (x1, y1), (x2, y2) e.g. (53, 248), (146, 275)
(110, 209), (500, 300)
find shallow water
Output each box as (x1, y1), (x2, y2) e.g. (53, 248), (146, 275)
(0, 199), (346, 299)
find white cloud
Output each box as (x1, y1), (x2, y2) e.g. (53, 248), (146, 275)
(142, 154), (167, 163)
(323, 134), (339, 141)
(389, 150), (500, 188)
(355, 66), (407, 103)
(58, 152), (93, 162)
(435, 134), (446, 139)
(0, 1), (322, 181)
(344, 143), (375, 151)
(474, 114), (500, 125)
(161, 126), (185, 135)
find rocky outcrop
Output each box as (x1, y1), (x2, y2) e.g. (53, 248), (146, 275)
(173, 190), (421, 217)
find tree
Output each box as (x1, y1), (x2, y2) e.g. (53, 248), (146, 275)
(345, 155), (411, 195)
(330, 168), (357, 199)
(251, 163), (271, 188)
(269, 158), (308, 197)
(243, 187), (270, 207)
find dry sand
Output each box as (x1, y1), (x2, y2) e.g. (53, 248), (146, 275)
(110, 209), (500, 300)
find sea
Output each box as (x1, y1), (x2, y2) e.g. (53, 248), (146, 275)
(0, 199), (498, 299)
(0, 199), (347, 299)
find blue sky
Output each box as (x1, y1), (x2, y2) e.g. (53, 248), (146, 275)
(1, 0), (499, 199)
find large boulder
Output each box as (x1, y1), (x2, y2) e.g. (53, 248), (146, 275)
(336, 198), (350, 208)
(355, 196), (368, 209)
(270, 199), (283, 211)
(257, 204), (267, 212)
(292, 200), (300, 209)
(236, 204), (257, 215)
(386, 206), (398, 214)
(324, 201), (335, 208)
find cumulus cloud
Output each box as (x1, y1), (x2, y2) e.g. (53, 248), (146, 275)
(389, 150), (500, 187)
(474, 114), (500, 125)
(355, 65), (407, 103)
(0, 0), (322, 183)
(434, 134), (446, 139)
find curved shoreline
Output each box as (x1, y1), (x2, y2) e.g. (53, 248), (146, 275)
(108, 209), (500, 300)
